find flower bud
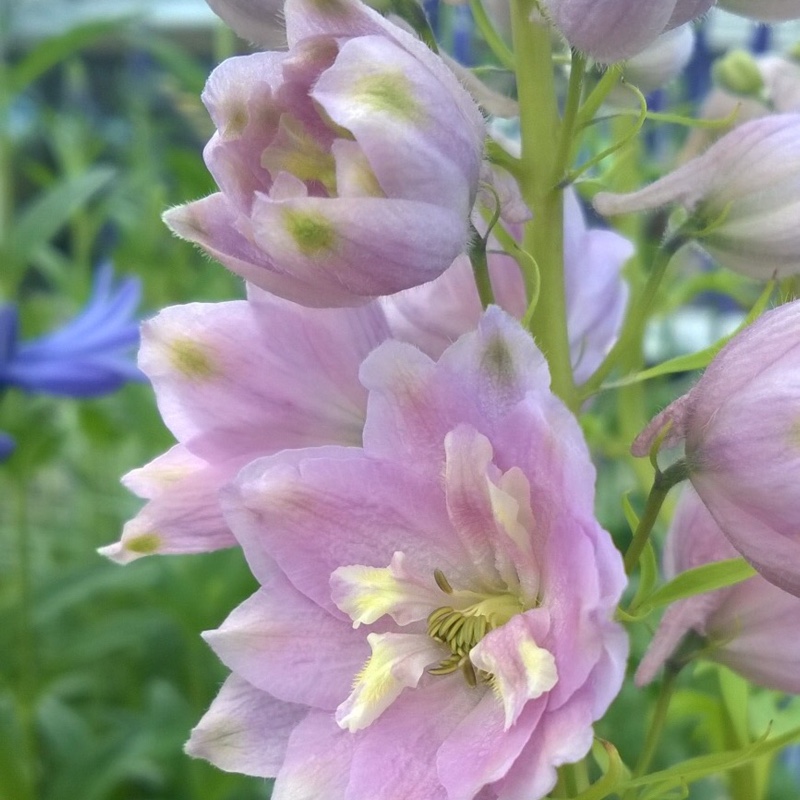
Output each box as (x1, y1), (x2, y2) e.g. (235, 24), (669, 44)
(636, 487), (800, 693)
(620, 25), (695, 95)
(594, 115), (800, 279)
(711, 49), (765, 97)
(633, 300), (800, 597)
(537, 0), (713, 62)
(166, 0), (487, 308)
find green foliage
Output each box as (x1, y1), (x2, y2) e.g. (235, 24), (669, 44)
(0, 15), (264, 800)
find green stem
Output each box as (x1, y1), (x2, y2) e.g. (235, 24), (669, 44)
(554, 51), (586, 181)
(15, 476), (38, 800)
(622, 666), (680, 800)
(510, 0), (575, 409)
(576, 66), (621, 131)
(0, 13), (12, 289)
(469, 0), (515, 72)
(581, 234), (685, 400)
(623, 460), (688, 574)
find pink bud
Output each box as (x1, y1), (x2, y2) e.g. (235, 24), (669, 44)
(166, 0), (487, 308)
(595, 115), (800, 280)
(636, 487), (800, 693)
(538, 0), (712, 62)
(633, 300), (800, 596)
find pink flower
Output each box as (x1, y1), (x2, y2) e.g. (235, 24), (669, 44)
(188, 308), (628, 799)
(633, 300), (800, 597)
(636, 487), (800, 693)
(594, 115), (800, 280)
(537, 0), (712, 62)
(104, 196), (629, 563)
(164, 0), (486, 308)
(100, 287), (390, 562)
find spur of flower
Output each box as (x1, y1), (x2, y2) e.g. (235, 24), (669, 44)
(187, 308), (628, 800)
(164, 0), (487, 308)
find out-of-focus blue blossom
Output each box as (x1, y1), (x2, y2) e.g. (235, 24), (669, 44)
(0, 264), (144, 399)
(0, 431), (15, 460)
(0, 264), (145, 461)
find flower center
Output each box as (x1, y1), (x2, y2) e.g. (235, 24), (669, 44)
(426, 569), (523, 686)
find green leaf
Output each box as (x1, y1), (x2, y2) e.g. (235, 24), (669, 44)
(618, 724), (800, 798)
(9, 21), (128, 95)
(602, 280), (776, 389)
(9, 167), (115, 266)
(641, 558), (756, 612)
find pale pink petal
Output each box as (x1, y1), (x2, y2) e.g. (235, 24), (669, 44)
(222, 450), (469, 614)
(495, 688), (595, 800)
(313, 36), (480, 213)
(101, 456), (239, 562)
(185, 674), (305, 777)
(204, 582), (369, 710)
(249, 193), (469, 302)
(345, 679), (482, 800)
(438, 691), (547, 800)
(272, 710), (355, 800)
(138, 297), (383, 458)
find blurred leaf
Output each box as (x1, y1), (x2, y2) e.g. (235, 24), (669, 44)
(0, 691), (32, 800)
(129, 33), (210, 95)
(9, 21), (129, 95)
(620, 725), (800, 799)
(9, 167), (116, 267)
(640, 558), (756, 614)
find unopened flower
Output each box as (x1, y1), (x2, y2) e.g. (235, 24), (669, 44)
(594, 115), (800, 279)
(0, 265), (143, 398)
(717, 0), (800, 21)
(633, 300), (800, 597)
(538, 0), (712, 62)
(619, 25), (696, 95)
(165, 0), (486, 308)
(188, 308), (628, 799)
(636, 487), (800, 693)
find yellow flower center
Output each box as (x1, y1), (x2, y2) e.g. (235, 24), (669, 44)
(426, 569), (524, 686)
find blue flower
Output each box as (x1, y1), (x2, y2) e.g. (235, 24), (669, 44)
(0, 265), (145, 461)
(0, 264), (145, 398)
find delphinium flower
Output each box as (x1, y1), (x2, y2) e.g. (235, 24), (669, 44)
(0, 264), (144, 459)
(104, 194), (630, 562)
(636, 486), (800, 692)
(164, 0), (487, 307)
(187, 308), (628, 800)
(632, 300), (800, 597)
(594, 114), (800, 280)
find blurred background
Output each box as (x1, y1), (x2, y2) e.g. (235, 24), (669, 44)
(1, 3), (270, 798)
(2, 2), (800, 799)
